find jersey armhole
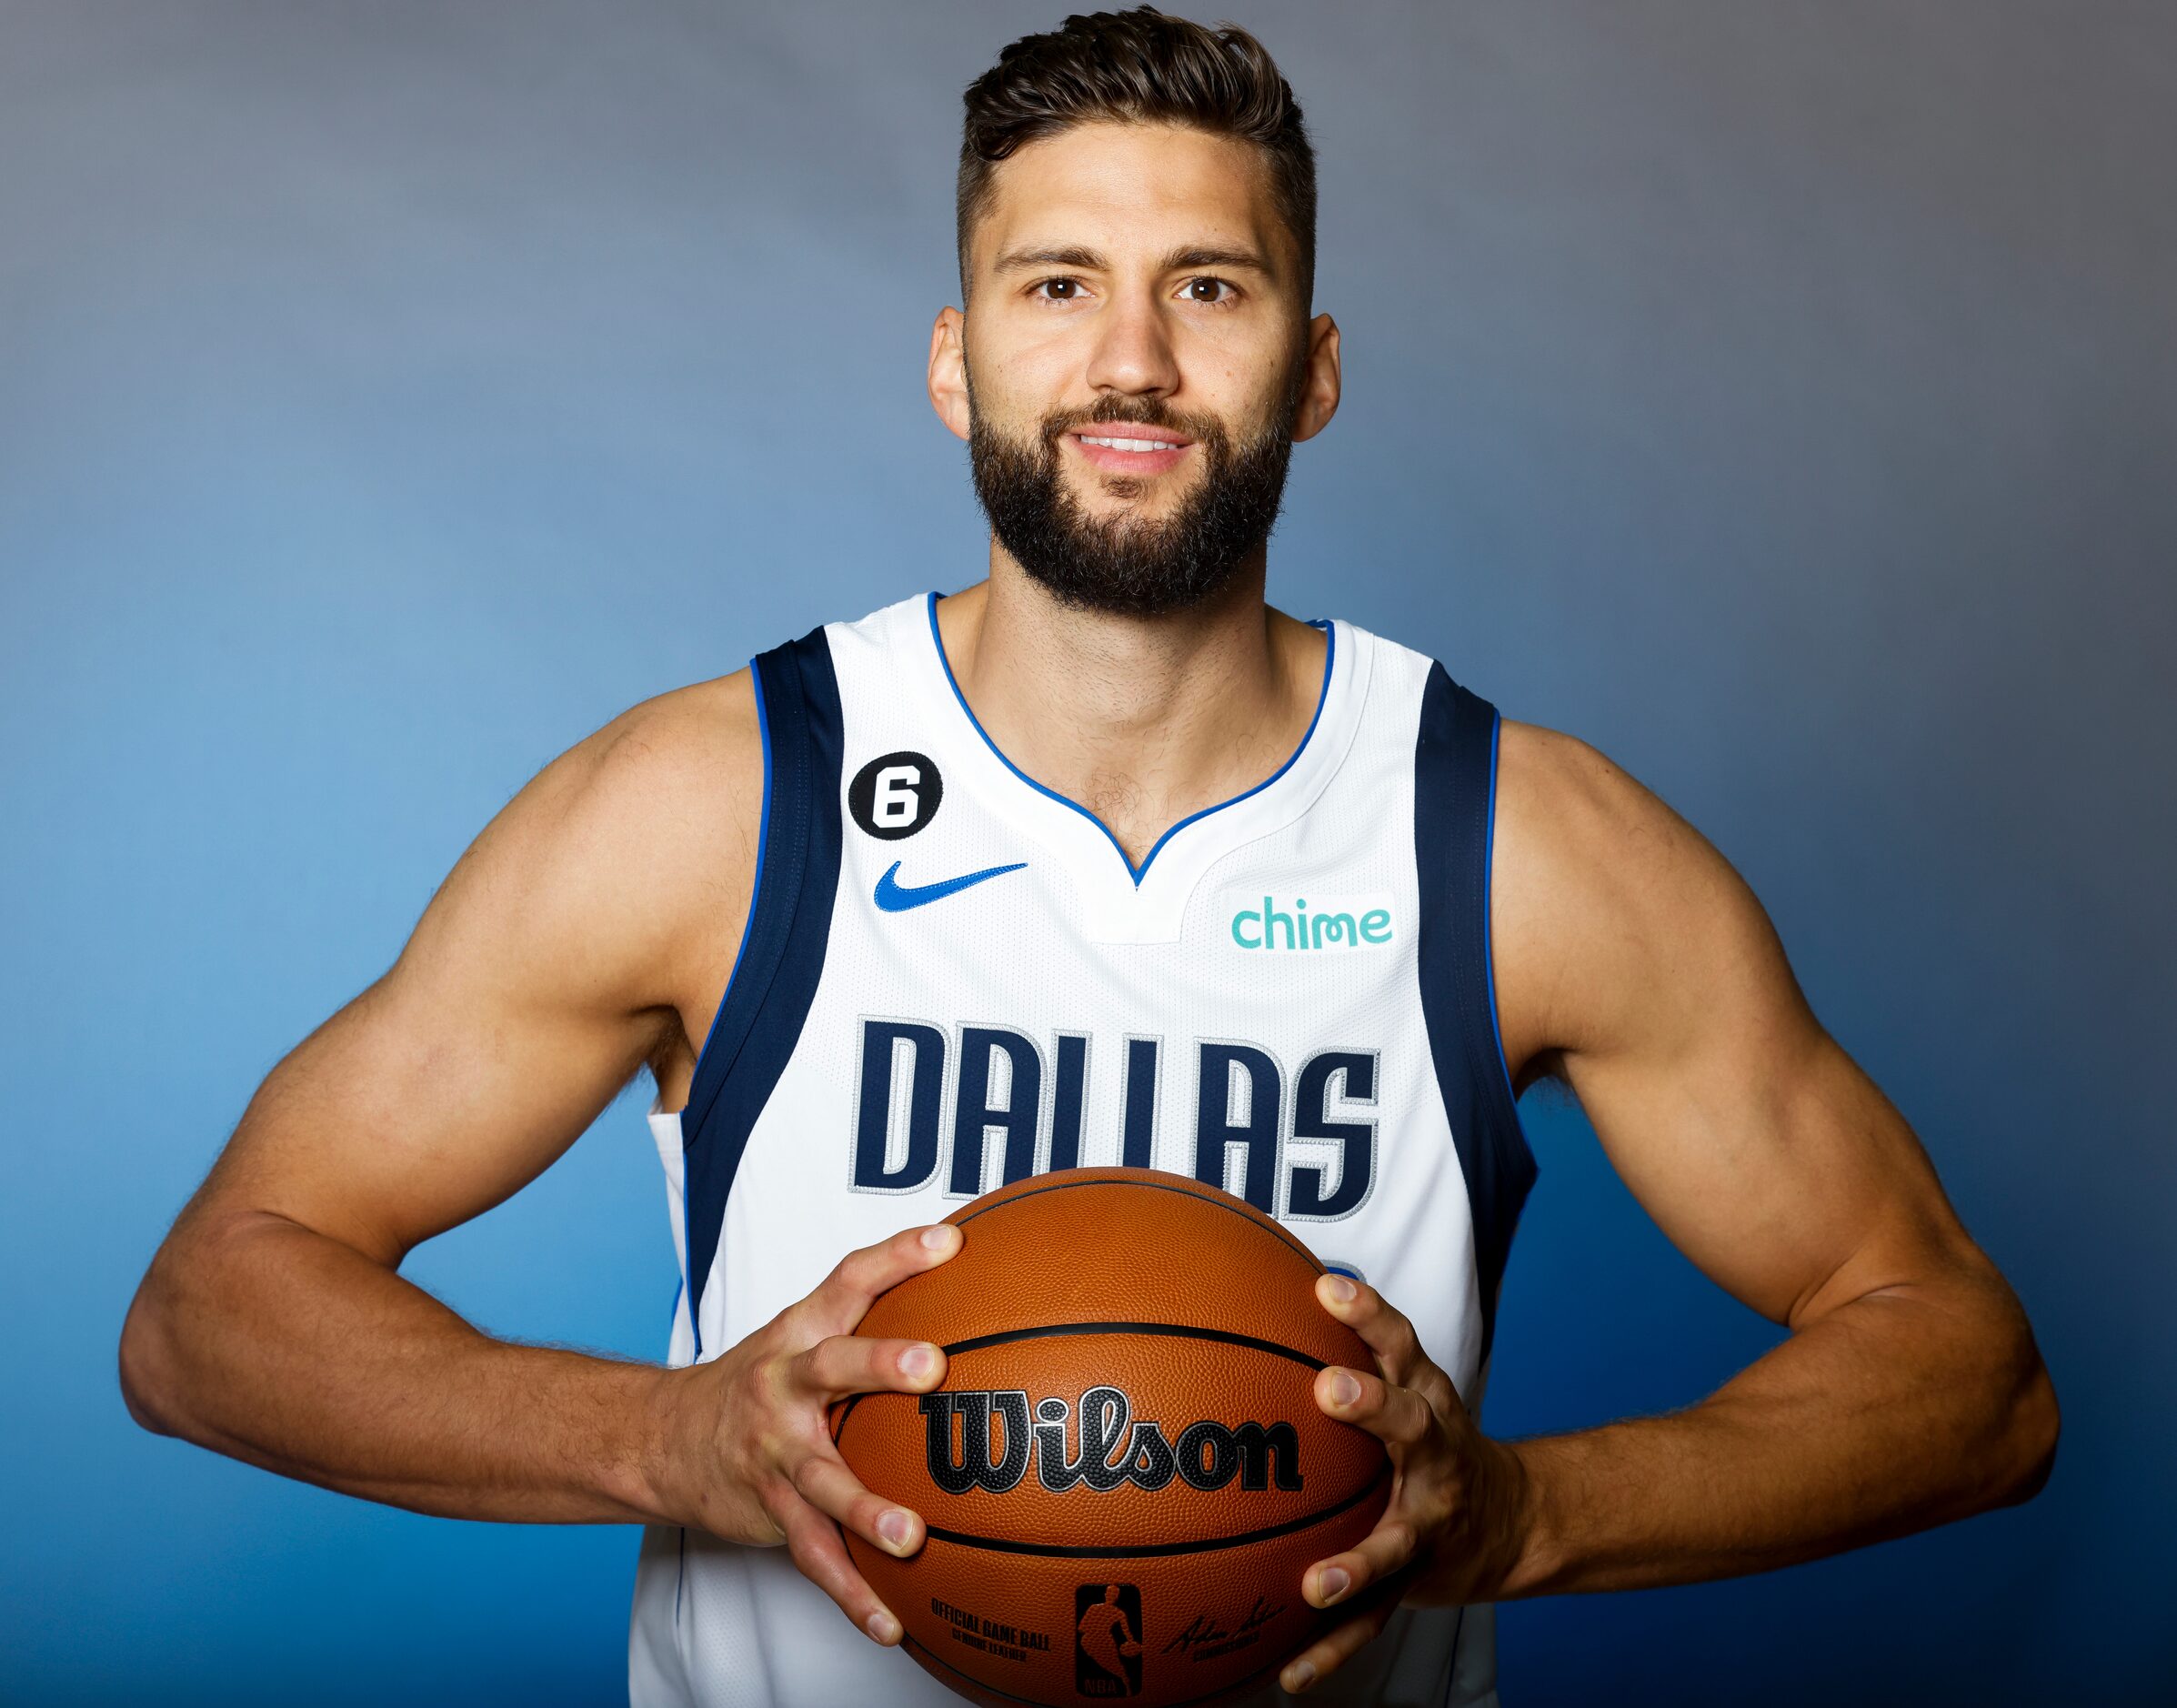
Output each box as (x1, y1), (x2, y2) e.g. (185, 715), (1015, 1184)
(677, 625), (844, 1352)
(1482, 708), (1539, 1184)
(677, 662), (774, 1114)
(1413, 663), (1538, 1368)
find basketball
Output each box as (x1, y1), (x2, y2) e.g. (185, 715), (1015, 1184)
(830, 1167), (1393, 1706)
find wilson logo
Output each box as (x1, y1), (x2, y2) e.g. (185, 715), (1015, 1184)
(920, 1385), (1304, 1496)
(1226, 892), (1395, 951)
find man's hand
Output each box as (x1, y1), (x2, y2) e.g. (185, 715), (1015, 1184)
(1278, 1272), (1527, 1695)
(647, 1221), (962, 1647)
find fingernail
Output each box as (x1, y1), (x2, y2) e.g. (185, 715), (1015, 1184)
(899, 1343), (938, 1380)
(866, 1610), (900, 1643)
(1322, 1274), (1357, 1303)
(920, 1225), (956, 1251)
(1286, 1660), (1317, 1692)
(1319, 1566), (1350, 1603)
(1328, 1369), (1361, 1406)
(877, 1509), (913, 1551)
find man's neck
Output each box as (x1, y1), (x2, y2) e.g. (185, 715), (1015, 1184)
(934, 555), (1327, 867)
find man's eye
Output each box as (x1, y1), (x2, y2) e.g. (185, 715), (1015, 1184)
(1185, 276), (1240, 306)
(1032, 276), (1084, 301)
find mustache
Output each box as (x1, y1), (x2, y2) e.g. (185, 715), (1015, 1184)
(1041, 402), (1224, 444)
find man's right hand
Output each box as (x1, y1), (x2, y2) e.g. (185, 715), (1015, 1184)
(646, 1221), (963, 1645)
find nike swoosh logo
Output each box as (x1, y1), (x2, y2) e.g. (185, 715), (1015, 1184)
(873, 859), (1027, 913)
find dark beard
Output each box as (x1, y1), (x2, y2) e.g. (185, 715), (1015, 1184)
(965, 363), (1304, 618)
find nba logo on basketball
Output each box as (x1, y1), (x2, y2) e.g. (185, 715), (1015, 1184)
(1074, 1582), (1146, 1697)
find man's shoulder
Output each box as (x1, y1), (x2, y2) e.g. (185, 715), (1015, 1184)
(572, 669), (767, 905)
(1491, 713), (1771, 1070)
(587, 668), (764, 804)
(1493, 716), (1720, 898)
(475, 668), (766, 966)
(1495, 717), (1631, 828)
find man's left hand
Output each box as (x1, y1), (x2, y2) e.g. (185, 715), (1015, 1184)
(1279, 1272), (1531, 1695)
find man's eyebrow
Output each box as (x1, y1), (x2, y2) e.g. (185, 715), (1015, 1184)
(989, 242), (1278, 279)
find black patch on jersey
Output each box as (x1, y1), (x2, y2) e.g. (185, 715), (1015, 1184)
(848, 750), (943, 839)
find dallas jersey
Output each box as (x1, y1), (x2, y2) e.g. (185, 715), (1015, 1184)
(628, 592), (1537, 1708)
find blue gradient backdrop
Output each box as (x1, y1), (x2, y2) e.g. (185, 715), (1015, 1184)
(3, 3), (2170, 1702)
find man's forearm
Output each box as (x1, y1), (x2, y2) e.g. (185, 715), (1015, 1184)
(1448, 1271), (2057, 1603)
(121, 1209), (672, 1525)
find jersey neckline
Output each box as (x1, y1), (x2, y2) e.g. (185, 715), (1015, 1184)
(921, 589), (1337, 889)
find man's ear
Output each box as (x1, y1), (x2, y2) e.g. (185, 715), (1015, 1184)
(1291, 312), (1342, 444)
(928, 306), (971, 443)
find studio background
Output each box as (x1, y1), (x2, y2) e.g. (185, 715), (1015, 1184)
(3, 2), (2169, 1703)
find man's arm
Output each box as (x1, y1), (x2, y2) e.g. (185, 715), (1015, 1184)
(1278, 718), (2058, 1692)
(117, 673), (962, 1645)
(1478, 718), (2057, 1596)
(118, 678), (760, 1521)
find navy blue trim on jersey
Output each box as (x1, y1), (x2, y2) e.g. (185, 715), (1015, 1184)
(680, 625), (844, 1354)
(1414, 663), (1538, 1369)
(925, 591), (1334, 886)
(676, 661), (774, 1357)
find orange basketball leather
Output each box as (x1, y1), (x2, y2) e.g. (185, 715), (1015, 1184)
(831, 1167), (1391, 1706)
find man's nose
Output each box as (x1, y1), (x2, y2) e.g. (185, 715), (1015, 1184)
(1083, 283), (1180, 401)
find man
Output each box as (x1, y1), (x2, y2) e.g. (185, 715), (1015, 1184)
(119, 8), (2056, 1706)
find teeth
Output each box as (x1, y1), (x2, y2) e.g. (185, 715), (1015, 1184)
(1080, 436), (1180, 453)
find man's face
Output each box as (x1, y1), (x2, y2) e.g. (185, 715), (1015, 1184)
(934, 121), (1335, 617)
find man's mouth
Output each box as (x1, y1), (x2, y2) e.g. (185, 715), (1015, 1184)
(1068, 427), (1194, 474)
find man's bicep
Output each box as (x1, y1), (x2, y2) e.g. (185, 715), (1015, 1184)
(215, 953), (664, 1268)
(193, 684), (758, 1266)
(1495, 722), (1976, 1328)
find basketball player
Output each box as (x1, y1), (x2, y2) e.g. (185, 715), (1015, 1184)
(119, 9), (2057, 1705)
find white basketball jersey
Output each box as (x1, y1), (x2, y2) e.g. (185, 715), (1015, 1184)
(628, 592), (1535, 1708)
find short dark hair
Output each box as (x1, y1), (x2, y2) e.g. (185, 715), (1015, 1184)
(956, 6), (1317, 311)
